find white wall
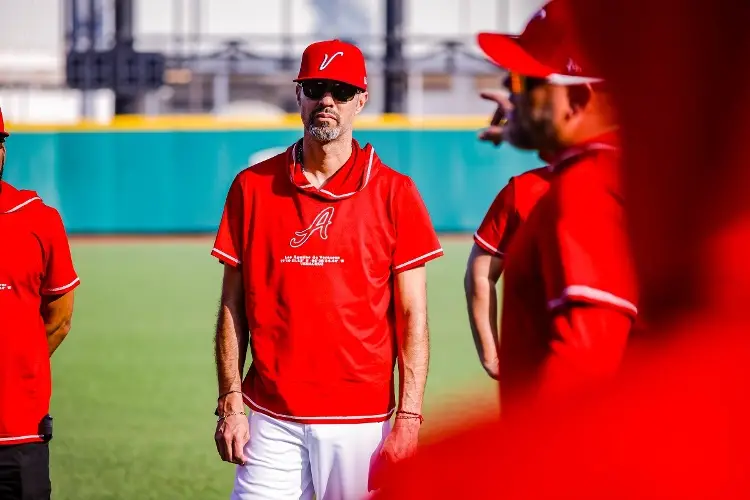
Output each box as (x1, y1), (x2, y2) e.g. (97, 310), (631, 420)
(133, 0), (545, 55)
(0, 0), (547, 123)
(0, 88), (113, 124)
(0, 0), (64, 84)
(0, 0), (547, 71)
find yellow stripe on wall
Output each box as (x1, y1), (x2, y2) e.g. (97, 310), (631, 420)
(6, 113), (490, 133)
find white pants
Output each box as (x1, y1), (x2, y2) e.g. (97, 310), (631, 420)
(230, 411), (391, 500)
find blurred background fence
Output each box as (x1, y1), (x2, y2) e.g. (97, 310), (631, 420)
(0, 0), (547, 234)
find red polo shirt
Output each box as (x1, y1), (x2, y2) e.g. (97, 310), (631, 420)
(474, 167), (553, 257)
(499, 134), (638, 408)
(0, 181), (80, 445)
(211, 139), (443, 424)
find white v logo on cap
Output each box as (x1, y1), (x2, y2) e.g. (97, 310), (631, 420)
(319, 51), (344, 70)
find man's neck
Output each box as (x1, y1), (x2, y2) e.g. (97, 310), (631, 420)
(302, 133), (354, 188)
(550, 124), (620, 156)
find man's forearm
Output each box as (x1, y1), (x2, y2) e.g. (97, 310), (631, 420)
(42, 293), (75, 357)
(397, 309), (430, 414)
(464, 272), (500, 366)
(46, 318), (72, 356)
(215, 301), (249, 398)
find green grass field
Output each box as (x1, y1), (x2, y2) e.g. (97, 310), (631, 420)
(49, 238), (499, 499)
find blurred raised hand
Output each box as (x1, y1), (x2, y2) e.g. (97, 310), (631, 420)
(477, 89), (512, 146)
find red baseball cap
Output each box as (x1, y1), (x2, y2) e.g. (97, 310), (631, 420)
(294, 39), (368, 91)
(477, 0), (602, 85)
(0, 107), (8, 138)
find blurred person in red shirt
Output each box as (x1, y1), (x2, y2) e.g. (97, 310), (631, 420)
(0, 108), (80, 500)
(372, 0), (750, 498)
(477, 0), (638, 413)
(464, 164), (552, 380)
(466, 82), (553, 381)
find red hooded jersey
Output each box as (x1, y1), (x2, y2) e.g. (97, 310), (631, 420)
(0, 181), (80, 445)
(211, 139), (443, 424)
(499, 134), (638, 408)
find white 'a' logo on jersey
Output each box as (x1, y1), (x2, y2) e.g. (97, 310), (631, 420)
(319, 51), (344, 70)
(290, 207), (335, 248)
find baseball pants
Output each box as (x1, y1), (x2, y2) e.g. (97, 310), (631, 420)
(230, 410), (391, 500)
(0, 442), (51, 500)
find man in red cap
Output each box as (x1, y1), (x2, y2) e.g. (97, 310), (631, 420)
(371, 0), (750, 497)
(472, 0), (638, 412)
(210, 39), (443, 499)
(0, 108), (80, 500)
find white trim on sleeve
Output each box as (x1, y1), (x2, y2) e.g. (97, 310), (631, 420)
(393, 248), (444, 271)
(548, 284), (638, 316)
(212, 248), (241, 265)
(473, 232), (505, 257)
(43, 277), (80, 294)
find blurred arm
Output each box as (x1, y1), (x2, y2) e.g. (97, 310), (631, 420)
(42, 291), (75, 356)
(395, 265), (430, 415)
(464, 244), (504, 379)
(215, 264), (249, 414)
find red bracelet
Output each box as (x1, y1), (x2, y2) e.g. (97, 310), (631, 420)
(395, 411), (424, 424)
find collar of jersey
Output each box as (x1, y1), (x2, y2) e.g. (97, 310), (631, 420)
(288, 139), (377, 201)
(547, 130), (621, 172)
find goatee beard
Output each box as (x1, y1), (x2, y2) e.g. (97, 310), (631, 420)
(307, 106), (343, 143)
(308, 125), (341, 143)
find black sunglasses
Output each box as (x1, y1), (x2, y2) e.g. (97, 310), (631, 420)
(503, 73), (546, 94)
(299, 80), (361, 102)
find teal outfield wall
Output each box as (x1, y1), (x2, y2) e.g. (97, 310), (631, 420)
(3, 129), (543, 234)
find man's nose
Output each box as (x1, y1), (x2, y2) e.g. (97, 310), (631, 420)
(319, 93), (336, 107)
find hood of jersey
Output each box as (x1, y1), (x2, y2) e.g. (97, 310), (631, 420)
(287, 139), (383, 201)
(0, 181), (42, 214)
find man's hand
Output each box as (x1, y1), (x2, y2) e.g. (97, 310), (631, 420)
(370, 417), (422, 491)
(214, 393), (250, 465)
(478, 89), (512, 146)
(482, 356), (500, 380)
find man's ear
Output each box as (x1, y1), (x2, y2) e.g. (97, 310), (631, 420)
(355, 91), (369, 115)
(567, 84), (593, 114)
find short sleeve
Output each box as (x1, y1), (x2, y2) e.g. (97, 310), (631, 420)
(211, 175), (245, 267)
(473, 179), (518, 257)
(392, 177), (444, 273)
(41, 209), (80, 295)
(541, 186), (638, 318)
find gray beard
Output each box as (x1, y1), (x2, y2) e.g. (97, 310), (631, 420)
(308, 125), (342, 143)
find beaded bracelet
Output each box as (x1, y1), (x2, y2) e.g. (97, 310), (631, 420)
(217, 411), (247, 421)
